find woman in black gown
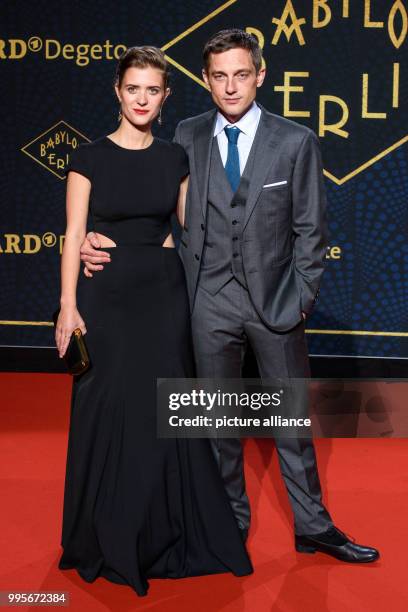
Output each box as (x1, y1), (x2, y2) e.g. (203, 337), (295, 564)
(55, 46), (252, 597)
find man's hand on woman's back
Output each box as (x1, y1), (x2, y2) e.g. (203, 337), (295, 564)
(80, 231), (111, 277)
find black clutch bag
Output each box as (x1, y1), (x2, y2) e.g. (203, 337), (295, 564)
(52, 310), (90, 376)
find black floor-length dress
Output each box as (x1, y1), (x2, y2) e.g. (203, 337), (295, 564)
(58, 136), (253, 596)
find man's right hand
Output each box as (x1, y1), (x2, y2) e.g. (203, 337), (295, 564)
(80, 231), (111, 277)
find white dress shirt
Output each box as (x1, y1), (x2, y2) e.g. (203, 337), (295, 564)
(213, 101), (262, 175)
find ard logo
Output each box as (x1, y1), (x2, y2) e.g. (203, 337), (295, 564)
(162, 0), (407, 184)
(21, 121), (90, 180)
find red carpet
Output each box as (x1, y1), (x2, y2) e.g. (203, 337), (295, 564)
(0, 373), (407, 611)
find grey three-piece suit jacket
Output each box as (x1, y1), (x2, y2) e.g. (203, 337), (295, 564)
(174, 104), (328, 331)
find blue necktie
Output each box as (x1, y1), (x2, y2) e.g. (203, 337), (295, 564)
(224, 126), (241, 192)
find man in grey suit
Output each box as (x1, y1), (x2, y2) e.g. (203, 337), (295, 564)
(81, 30), (378, 563)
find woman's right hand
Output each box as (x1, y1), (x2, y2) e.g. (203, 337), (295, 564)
(55, 306), (87, 358)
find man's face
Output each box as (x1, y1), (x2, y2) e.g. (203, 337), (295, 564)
(202, 47), (265, 122)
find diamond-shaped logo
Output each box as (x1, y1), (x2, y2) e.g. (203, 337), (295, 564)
(21, 120), (90, 180)
(162, 0), (408, 184)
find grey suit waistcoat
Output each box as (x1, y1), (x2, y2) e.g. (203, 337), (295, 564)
(198, 137), (256, 295)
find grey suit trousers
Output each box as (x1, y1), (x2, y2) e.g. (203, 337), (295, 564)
(191, 277), (333, 536)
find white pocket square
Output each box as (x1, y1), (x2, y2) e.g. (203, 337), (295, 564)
(263, 180), (288, 188)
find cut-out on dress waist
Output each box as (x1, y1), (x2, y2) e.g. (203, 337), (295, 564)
(93, 217), (172, 248)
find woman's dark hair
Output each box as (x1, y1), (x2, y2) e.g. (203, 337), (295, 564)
(203, 29), (262, 74)
(115, 46), (170, 89)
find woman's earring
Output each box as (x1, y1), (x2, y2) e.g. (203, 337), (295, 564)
(157, 107), (163, 126)
(117, 108), (123, 122)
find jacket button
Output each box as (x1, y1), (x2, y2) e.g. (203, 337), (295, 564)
(194, 254), (200, 260)
(232, 236), (238, 241)
(232, 220), (238, 225)
(201, 224), (205, 231)
(233, 253), (239, 258)
(231, 203), (237, 207)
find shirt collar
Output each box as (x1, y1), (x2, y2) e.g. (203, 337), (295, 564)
(213, 101), (261, 138)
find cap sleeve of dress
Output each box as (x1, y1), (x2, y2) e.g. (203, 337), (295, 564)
(174, 143), (189, 181)
(65, 144), (93, 181)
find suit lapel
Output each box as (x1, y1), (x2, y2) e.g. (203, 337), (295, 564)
(194, 110), (217, 219)
(242, 108), (282, 230)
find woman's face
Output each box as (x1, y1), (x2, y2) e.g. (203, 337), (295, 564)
(115, 66), (169, 128)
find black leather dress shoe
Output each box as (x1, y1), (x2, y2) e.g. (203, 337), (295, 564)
(295, 526), (379, 563)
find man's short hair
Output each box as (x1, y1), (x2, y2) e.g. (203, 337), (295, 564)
(203, 29), (262, 74)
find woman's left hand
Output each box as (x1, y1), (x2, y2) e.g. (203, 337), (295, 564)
(55, 306), (87, 358)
